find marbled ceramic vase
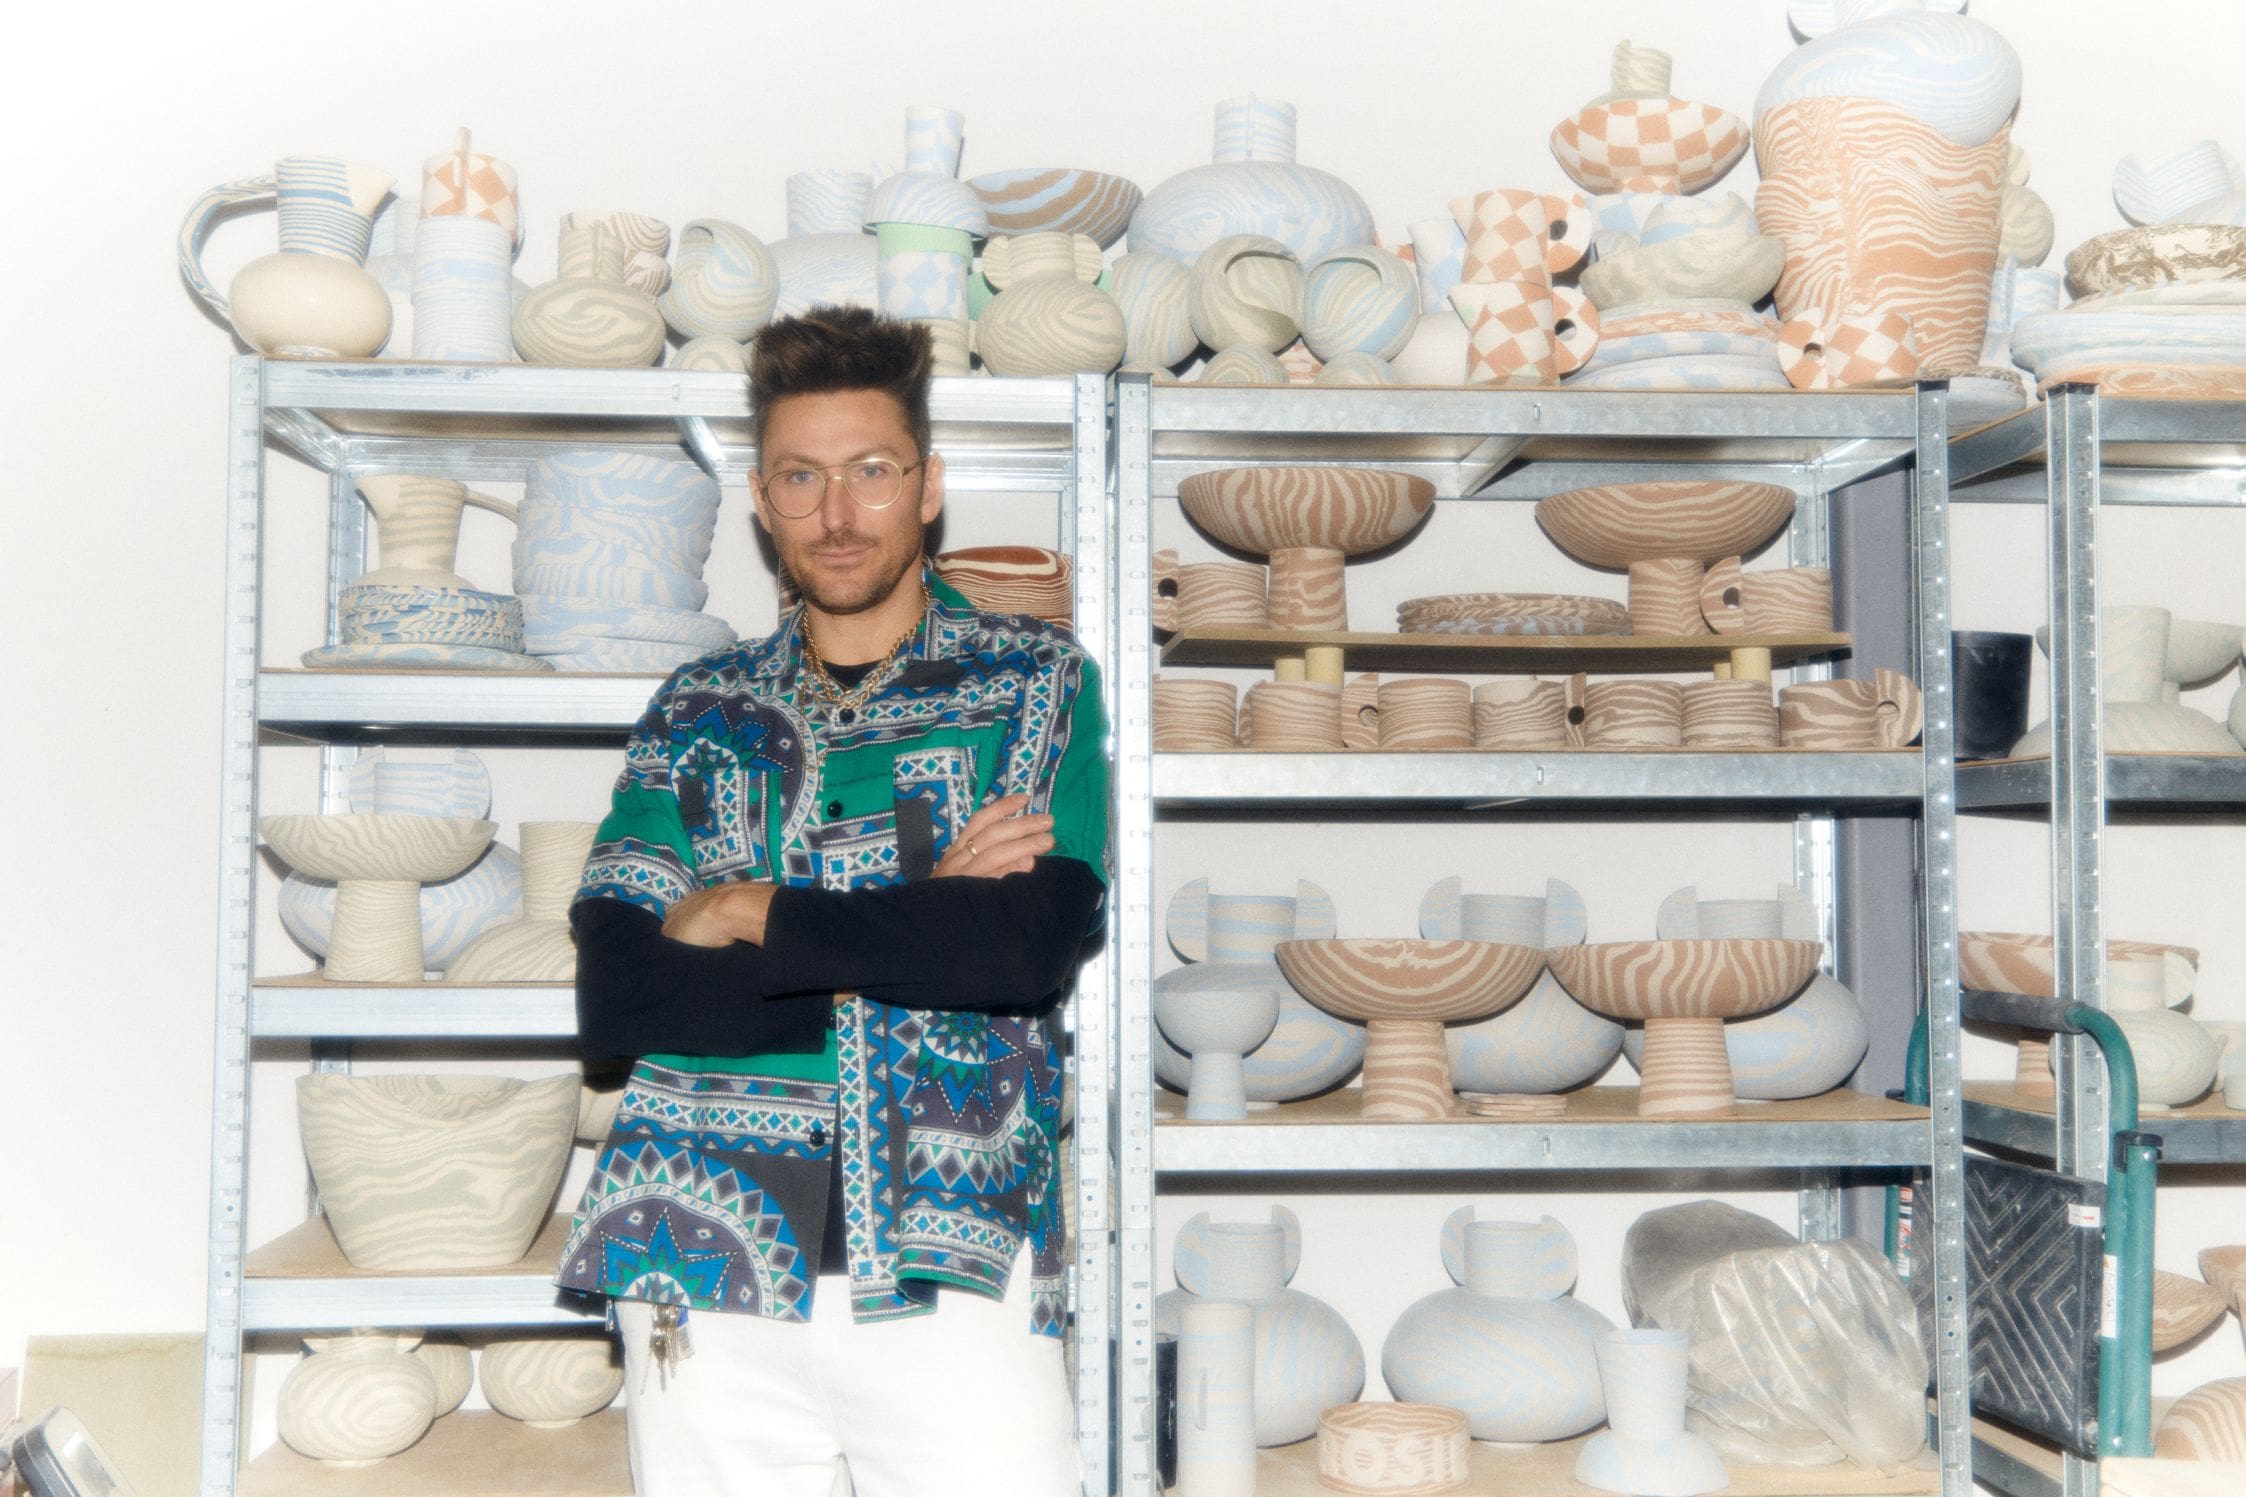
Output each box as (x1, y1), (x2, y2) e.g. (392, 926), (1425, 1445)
(446, 822), (598, 982)
(276, 1331), (439, 1466)
(1153, 1207), (1367, 1446)
(1383, 1209), (1612, 1442)
(514, 213), (670, 367)
(1574, 1328), (1729, 1496)
(1420, 877), (1623, 1096)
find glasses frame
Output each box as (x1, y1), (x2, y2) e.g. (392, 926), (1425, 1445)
(754, 456), (930, 519)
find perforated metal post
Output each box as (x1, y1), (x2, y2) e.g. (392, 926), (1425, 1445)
(1914, 382), (1971, 1497)
(1112, 374), (1159, 1495)
(200, 355), (266, 1497)
(1791, 469), (1843, 1244)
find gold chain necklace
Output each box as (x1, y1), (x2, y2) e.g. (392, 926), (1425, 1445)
(797, 580), (930, 715)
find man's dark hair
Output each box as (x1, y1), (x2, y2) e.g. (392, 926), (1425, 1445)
(749, 307), (935, 461)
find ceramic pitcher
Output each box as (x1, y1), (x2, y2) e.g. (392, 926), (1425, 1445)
(357, 476), (518, 590)
(178, 155), (396, 356)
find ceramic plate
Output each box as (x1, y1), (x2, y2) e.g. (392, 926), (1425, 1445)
(2010, 309), (2246, 380)
(300, 641), (555, 673)
(1396, 593), (1631, 636)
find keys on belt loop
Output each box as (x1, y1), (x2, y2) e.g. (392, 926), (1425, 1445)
(641, 1301), (695, 1392)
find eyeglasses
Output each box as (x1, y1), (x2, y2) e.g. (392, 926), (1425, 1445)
(756, 457), (928, 519)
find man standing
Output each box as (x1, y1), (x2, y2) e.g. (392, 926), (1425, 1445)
(557, 307), (1108, 1496)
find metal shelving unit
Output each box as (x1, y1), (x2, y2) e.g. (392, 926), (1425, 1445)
(1110, 376), (1968, 1497)
(201, 358), (1116, 1496)
(1950, 384), (2246, 1497)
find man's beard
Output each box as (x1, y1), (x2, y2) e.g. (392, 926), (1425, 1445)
(786, 528), (923, 618)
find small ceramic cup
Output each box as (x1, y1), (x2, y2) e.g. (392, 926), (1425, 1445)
(1681, 678), (1780, 748)
(1700, 559), (1833, 634)
(1627, 558), (1710, 636)
(1342, 674), (1382, 750)
(1474, 678), (1573, 749)
(1778, 669), (1924, 748)
(1450, 279), (1599, 386)
(1242, 680), (1343, 751)
(1153, 550), (1267, 632)
(1375, 678), (1473, 750)
(1448, 188), (1593, 286)
(1154, 677), (1241, 751)
(1572, 676), (1684, 748)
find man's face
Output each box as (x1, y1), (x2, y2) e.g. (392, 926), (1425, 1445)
(753, 388), (944, 620)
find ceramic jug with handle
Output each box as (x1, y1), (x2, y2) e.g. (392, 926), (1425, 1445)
(178, 155), (396, 357)
(357, 476), (518, 590)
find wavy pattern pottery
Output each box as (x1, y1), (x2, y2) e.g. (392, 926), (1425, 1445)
(1419, 877), (1623, 1095)
(479, 1334), (625, 1428)
(1536, 480), (1795, 570)
(277, 1332), (439, 1466)
(1316, 1403), (1470, 1494)
(1130, 96), (1375, 265)
(2154, 1378), (2246, 1461)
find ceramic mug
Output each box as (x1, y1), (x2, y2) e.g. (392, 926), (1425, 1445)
(1778, 670), (1924, 748)
(1374, 678), (1473, 750)
(1450, 280), (1599, 386)
(1342, 675), (1382, 750)
(1154, 677), (1240, 751)
(1681, 678), (1780, 748)
(1153, 550), (1267, 631)
(1242, 680), (1343, 751)
(1570, 676), (1683, 748)
(1448, 188), (1593, 285)
(1627, 558), (1710, 636)
(1699, 559), (1834, 634)
(1474, 678), (1573, 749)
(1953, 630), (2032, 760)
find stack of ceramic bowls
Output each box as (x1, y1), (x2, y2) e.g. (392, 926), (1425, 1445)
(2012, 146), (2246, 398)
(513, 451), (737, 673)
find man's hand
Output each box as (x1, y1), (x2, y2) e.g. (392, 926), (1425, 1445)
(934, 793), (1055, 880)
(662, 881), (780, 948)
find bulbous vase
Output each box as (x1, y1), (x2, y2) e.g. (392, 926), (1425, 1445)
(276, 1332), (439, 1466)
(1383, 1209), (1612, 1442)
(447, 822), (597, 983)
(1420, 877), (1622, 1095)
(1130, 96), (1376, 265)
(1152, 1207), (1366, 1446)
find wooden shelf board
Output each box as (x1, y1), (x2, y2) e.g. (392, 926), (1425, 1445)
(1155, 1086), (1924, 1128)
(1170, 1429), (1939, 1496)
(242, 1410), (627, 1497)
(1964, 1081), (2246, 1123)
(1159, 628), (1853, 674)
(245, 1215), (573, 1281)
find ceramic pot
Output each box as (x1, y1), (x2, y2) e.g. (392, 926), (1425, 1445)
(2105, 956), (2220, 1109)
(414, 1333), (473, 1416)
(1537, 480), (1795, 571)
(1241, 681), (1343, 751)
(1302, 246), (1418, 363)
(1699, 560), (1833, 634)
(1421, 878), (1622, 1095)
(296, 1072), (578, 1269)
(411, 215), (518, 362)
(2154, 1378), (2246, 1461)
(1373, 678), (1473, 750)
(1189, 235), (1304, 355)
(1151, 881), (1363, 1102)
(933, 546), (1074, 626)
(1778, 671), (1925, 749)
(276, 1332), (438, 1466)
(1407, 219), (1468, 314)
(969, 167), (1143, 247)
(1153, 1207), (1366, 1447)
(672, 336), (750, 372)
(515, 213), (671, 367)
(1551, 43), (1749, 197)
(1450, 279), (1599, 386)
(356, 475), (518, 590)
(975, 232), (1125, 376)
(1177, 466), (1434, 633)
(478, 1334), (624, 1428)
(1112, 250), (1198, 371)
(1316, 1404), (1470, 1494)
(1131, 96), (1376, 265)
(446, 822), (596, 983)
(2149, 1270), (2229, 1354)
(1175, 1299), (1256, 1497)
(1197, 346), (1289, 384)
(1640, 885), (1870, 1098)
(421, 130), (522, 247)
(178, 155), (395, 357)
(1152, 964), (1280, 1121)
(1572, 676), (1684, 749)
(771, 169), (881, 316)
(1152, 550), (1267, 632)
(1473, 679), (1576, 750)
(2113, 140), (2246, 227)
(1754, 96), (2009, 374)
(659, 220), (777, 343)
(515, 449), (722, 616)
(1952, 631), (2032, 760)
(1383, 1210), (1612, 1442)
(1153, 678), (1240, 751)
(1681, 679), (1781, 749)
(1757, 5), (2023, 150)
(1574, 1329), (1729, 1496)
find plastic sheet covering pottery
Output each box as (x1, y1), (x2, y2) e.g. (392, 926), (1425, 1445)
(1622, 1200), (1929, 1469)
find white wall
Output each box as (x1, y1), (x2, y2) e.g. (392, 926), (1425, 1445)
(6, 0), (2246, 1463)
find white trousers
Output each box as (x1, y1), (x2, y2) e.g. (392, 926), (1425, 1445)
(615, 1269), (1080, 1497)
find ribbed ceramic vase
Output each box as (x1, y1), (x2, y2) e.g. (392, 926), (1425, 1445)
(1152, 1207), (1366, 1446)
(1382, 1210), (1612, 1442)
(1151, 881), (1365, 1103)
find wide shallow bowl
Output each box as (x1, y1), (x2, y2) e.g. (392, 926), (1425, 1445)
(1957, 930), (2199, 1004)
(2010, 308), (2246, 383)
(2065, 224), (2246, 298)
(1536, 480), (1796, 570)
(298, 1072), (578, 1270)
(968, 167), (1143, 248)
(1396, 593), (1630, 636)
(1546, 939), (1820, 1022)
(261, 813), (497, 884)
(933, 545), (1075, 626)
(1178, 467), (1435, 556)
(1276, 939), (1545, 1024)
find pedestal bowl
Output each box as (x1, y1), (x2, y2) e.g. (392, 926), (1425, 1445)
(1177, 467), (1435, 630)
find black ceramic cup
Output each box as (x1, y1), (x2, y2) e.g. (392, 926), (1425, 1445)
(1952, 630), (2033, 760)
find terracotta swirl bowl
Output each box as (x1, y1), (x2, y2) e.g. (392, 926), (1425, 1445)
(1546, 939), (1820, 1116)
(1276, 939), (1545, 1119)
(1535, 480), (1796, 570)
